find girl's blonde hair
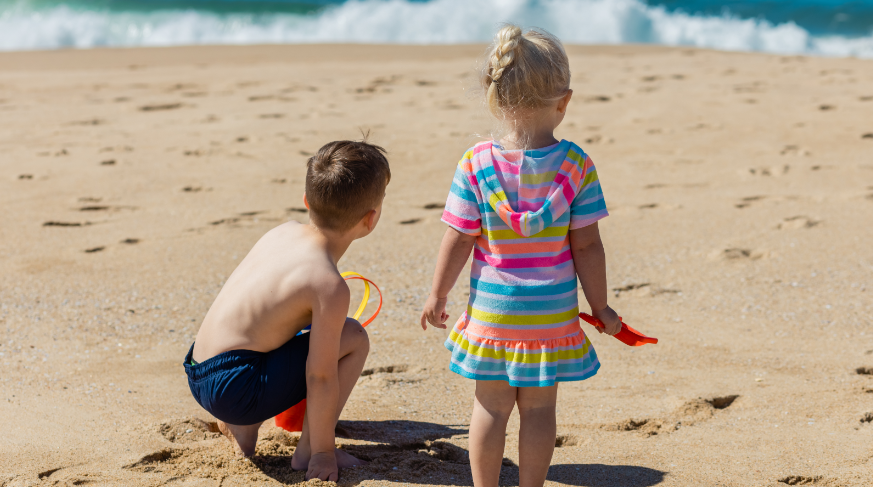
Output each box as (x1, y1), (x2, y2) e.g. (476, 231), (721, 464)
(481, 24), (571, 117)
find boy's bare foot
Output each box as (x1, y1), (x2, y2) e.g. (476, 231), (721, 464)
(217, 420), (262, 457)
(291, 445), (366, 470)
(335, 448), (367, 468)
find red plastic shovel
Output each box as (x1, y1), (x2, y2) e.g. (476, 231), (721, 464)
(579, 313), (658, 346)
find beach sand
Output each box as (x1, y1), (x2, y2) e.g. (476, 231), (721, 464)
(0, 44), (872, 486)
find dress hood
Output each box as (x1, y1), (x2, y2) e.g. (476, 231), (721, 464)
(475, 140), (585, 237)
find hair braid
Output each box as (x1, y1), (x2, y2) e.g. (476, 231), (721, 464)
(486, 24), (523, 115)
(480, 24), (571, 122)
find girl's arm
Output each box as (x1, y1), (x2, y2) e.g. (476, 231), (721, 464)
(569, 222), (622, 335)
(420, 227), (477, 330)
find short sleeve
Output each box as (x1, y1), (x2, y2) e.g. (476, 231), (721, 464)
(569, 154), (609, 230)
(441, 159), (482, 236)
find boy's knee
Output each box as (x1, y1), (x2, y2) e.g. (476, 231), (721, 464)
(343, 318), (370, 350)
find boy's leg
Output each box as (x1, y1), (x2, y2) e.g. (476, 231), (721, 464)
(292, 318), (370, 470)
(469, 380), (517, 487)
(516, 384), (559, 487)
(217, 420), (264, 457)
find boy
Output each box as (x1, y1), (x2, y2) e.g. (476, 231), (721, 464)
(184, 139), (390, 481)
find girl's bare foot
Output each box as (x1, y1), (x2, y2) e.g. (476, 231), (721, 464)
(217, 420), (262, 457)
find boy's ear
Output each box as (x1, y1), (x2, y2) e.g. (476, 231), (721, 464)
(303, 194), (309, 210)
(365, 209), (378, 232)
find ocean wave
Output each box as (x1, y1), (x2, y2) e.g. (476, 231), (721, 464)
(0, 0), (871, 57)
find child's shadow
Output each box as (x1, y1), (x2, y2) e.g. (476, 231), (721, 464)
(504, 463), (666, 487)
(253, 421), (664, 486)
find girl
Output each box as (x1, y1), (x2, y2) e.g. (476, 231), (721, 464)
(419, 24), (622, 487)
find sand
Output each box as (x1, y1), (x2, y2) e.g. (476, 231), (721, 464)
(0, 43), (872, 487)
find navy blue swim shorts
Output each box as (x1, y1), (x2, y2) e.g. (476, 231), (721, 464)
(184, 333), (309, 425)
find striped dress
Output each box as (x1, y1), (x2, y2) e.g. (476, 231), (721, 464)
(442, 140), (608, 387)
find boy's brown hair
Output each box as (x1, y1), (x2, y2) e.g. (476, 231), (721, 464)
(305, 140), (391, 231)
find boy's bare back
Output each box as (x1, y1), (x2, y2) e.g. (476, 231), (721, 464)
(192, 221), (344, 362)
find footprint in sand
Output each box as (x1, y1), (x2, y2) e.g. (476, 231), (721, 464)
(361, 364), (409, 376)
(780, 145), (810, 156)
(18, 174), (33, 180)
(612, 283), (650, 298)
(862, 133), (873, 139)
(554, 434), (581, 447)
(43, 221), (89, 227)
(855, 366), (873, 375)
(400, 218), (422, 225)
(735, 195), (766, 209)
(139, 103), (183, 112)
(724, 248), (758, 260)
(423, 203), (443, 210)
(601, 395), (739, 437)
(121, 238), (140, 244)
(778, 475), (825, 485)
(286, 207), (307, 213)
(749, 165), (791, 176)
(84, 247), (105, 253)
(100, 159), (116, 166)
(777, 216), (820, 230)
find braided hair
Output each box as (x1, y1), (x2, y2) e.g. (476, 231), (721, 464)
(481, 24), (571, 118)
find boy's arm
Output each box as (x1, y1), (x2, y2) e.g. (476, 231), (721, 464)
(420, 227), (477, 330)
(569, 222), (621, 336)
(305, 278), (351, 481)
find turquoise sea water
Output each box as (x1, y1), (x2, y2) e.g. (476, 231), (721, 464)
(0, 0), (871, 56)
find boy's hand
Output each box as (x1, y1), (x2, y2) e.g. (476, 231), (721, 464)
(592, 305), (621, 336)
(420, 295), (449, 330)
(306, 451), (338, 481)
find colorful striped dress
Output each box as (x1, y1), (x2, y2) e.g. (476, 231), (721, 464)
(442, 140), (608, 387)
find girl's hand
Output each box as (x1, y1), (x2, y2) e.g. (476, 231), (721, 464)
(420, 295), (449, 330)
(592, 305), (621, 336)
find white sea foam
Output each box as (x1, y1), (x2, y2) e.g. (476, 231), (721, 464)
(0, 0), (871, 58)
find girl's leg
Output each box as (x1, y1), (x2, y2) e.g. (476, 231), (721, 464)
(516, 384), (559, 487)
(469, 380), (517, 487)
(292, 318), (370, 470)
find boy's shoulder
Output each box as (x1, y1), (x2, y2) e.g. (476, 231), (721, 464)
(258, 222), (346, 289)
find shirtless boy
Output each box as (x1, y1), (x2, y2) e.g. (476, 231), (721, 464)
(184, 140), (390, 481)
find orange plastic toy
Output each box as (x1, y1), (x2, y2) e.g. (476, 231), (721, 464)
(274, 272), (382, 433)
(579, 313), (658, 346)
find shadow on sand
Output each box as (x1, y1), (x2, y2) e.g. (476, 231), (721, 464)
(253, 420), (665, 487)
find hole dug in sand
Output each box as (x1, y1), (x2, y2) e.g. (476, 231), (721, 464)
(159, 418), (222, 444)
(601, 395), (740, 437)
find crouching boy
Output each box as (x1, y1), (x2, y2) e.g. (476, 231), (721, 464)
(184, 140), (390, 481)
